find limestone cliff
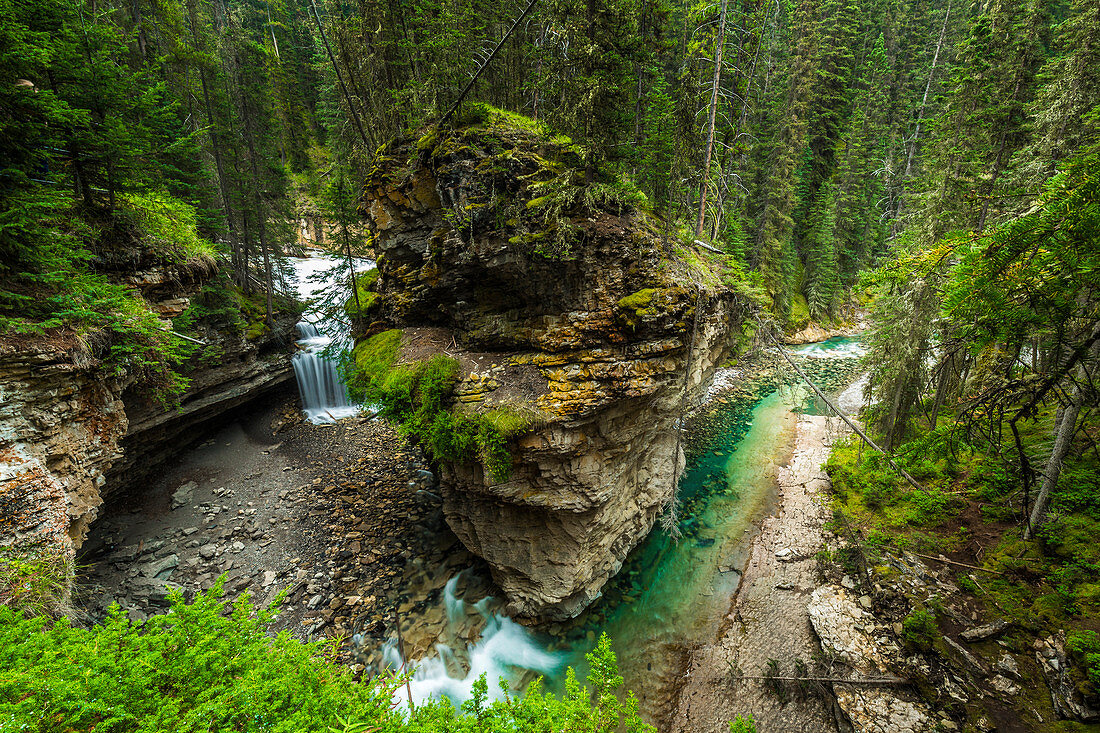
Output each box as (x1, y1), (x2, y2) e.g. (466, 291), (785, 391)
(354, 110), (754, 621)
(0, 262), (296, 564)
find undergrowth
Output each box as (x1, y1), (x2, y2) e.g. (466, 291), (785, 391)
(0, 192), (228, 402)
(0, 584), (656, 732)
(0, 550), (74, 619)
(825, 415), (1100, 711)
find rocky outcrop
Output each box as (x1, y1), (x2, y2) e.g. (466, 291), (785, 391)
(0, 265), (296, 564)
(358, 112), (750, 621)
(0, 342), (130, 557)
(807, 586), (937, 733)
(783, 314), (866, 345)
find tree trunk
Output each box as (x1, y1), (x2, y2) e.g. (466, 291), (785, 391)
(311, 0), (371, 149)
(895, 0), (951, 231)
(188, 0), (242, 283)
(1026, 339), (1100, 536)
(695, 0), (728, 239)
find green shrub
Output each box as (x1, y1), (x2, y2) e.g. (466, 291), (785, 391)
(0, 587), (654, 732)
(1067, 630), (1100, 702)
(902, 608), (938, 651)
(729, 714), (757, 732)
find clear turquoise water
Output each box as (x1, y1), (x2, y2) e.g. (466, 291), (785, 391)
(542, 337), (865, 716)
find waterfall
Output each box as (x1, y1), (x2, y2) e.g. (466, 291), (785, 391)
(381, 573), (564, 710)
(292, 322), (358, 424)
(290, 255), (373, 424)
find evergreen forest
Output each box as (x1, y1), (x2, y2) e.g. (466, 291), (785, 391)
(2, 0), (1100, 727)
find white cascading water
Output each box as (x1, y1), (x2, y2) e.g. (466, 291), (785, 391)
(381, 573), (564, 710)
(290, 255), (372, 424)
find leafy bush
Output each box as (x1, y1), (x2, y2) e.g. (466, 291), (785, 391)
(1066, 630), (1100, 702)
(729, 714), (757, 733)
(0, 586), (655, 732)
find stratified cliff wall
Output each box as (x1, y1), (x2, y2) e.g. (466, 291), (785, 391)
(0, 261), (295, 563)
(357, 110), (753, 621)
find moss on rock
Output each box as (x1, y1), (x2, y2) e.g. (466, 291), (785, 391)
(347, 329), (531, 482)
(344, 268), (381, 321)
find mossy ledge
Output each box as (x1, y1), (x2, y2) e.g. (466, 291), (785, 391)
(351, 108), (755, 621)
(349, 328), (539, 483)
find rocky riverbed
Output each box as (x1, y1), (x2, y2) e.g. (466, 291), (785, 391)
(76, 393), (484, 671)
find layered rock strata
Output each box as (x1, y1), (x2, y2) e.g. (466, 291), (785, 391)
(0, 265), (295, 563)
(358, 115), (749, 621)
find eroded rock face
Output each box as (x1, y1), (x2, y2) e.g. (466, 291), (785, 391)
(361, 120), (747, 621)
(0, 268), (295, 563)
(0, 343), (130, 557)
(807, 586), (936, 733)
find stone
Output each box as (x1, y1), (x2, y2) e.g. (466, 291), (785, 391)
(991, 675), (1020, 696)
(858, 594), (873, 609)
(171, 481), (197, 509)
(139, 554), (179, 580)
(181, 527), (198, 536)
(944, 636), (988, 676)
(960, 619), (1011, 642)
(1035, 633), (1100, 722)
(841, 575), (856, 589)
(230, 541), (245, 553)
(0, 297), (296, 583)
(775, 547), (794, 560)
(361, 133), (745, 621)
(129, 577), (184, 605)
(996, 652), (1021, 680)
(199, 544), (217, 560)
(263, 570), (276, 587)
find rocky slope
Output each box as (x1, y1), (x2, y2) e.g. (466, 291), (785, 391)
(354, 110), (754, 621)
(0, 262), (296, 566)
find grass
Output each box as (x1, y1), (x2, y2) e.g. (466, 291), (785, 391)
(0, 550), (75, 619)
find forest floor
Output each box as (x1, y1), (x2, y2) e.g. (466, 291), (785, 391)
(75, 392), (476, 672)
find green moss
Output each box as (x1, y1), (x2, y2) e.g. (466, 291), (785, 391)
(347, 330), (530, 482)
(458, 102), (549, 136)
(617, 288), (660, 313)
(416, 129), (438, 153)
(788, 292), (810, 328)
